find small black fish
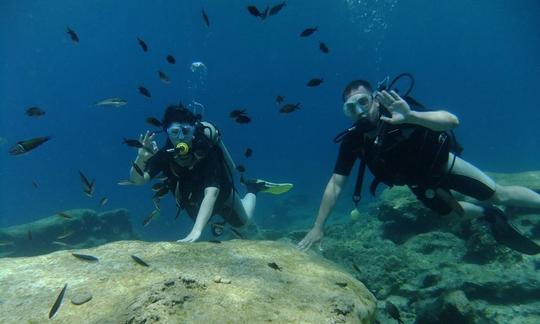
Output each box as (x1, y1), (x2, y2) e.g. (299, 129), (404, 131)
(25, 106), (45, 117)
(32, 180), (39, 188)
(335, 282), (348, 288)
(137, 37), (148, 52)
(72, 253), (99, 262)
(244, 148), (253, 158)
(56, 212), (73, 219)
(300, 27), (318, 37)
(279, 103), (301, 114)
(230, 228), (244, 239)
(208, 240), (222, 244)
(351, 262), (361, 274)
(247, 5), (262, 17)
(9, 136), (51, 155)
(236, 165), (246, 173)
(131, 254), (149, 267)
(275, 95), (285, 105)
(166, 54), (176, 64)
(158, 70), (171, 84)
(142, 210), (160, 227)
(78, 170), (95, 197)
(202, 9), (210, 27)
(229, 109), (247, 118)
(385, 301), (404, 324)
(307, 78), (323, 87)
(269, 1), (287, 16)
(267, 262), (282, 271)
(66, 27), (79, 43)
(48, 283), (67, 319)
(319, 41), (329, 54)
(145, 117), (162, 128)
(138, 86), (151, 98)
(235, 115), (251, 124)
(123, 138), (144, 149)
(132, 162), (144, 177)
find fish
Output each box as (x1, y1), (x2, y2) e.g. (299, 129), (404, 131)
(66, 27), (79, 43)
(319, 41), (329, 53)
(72, 253), (99, 262)
(78, 170), (95, 197)
(28, 230), (32, 240)
(137, 37), (148, 52)
(235, 115), (251, 124)
(230, 228), (244, 239)
(138, 86), (152, 98)
(151, 182), (165, 192)
(145, 117), (162, 128)
(269, 2), (287, 16)
(275, 95), (285, 105)
(132, 162), (145, 177)
(25, 106), (45, 117)
(300, 27), (318, 37)
(118, 179), (136, 186)
(48, 283), (67, 319)
(158, 70), (171, 84)
(351, 262), (361, 274)
(279, 103), (301, 114)
(32, 180), (39, 188)
(244, 148), (253, 158)
(131, 254), (150, 267)
(267, 262), (282, 271)
(202, 9), (210, 27)
(57, 231), (74, 240)
(99, 197), (108, 207)
(335, 282), (348, 288)
(8, 136), (51, 155)
(56, 212), (73, 220)
(208, 240), (222, 244)
(142, 210), (160, 227)
(236, 165), (246, 173)
(94, 97), (127, 107)
(153, 186), (169, 199)
(166, 54), (176, 64)
(307, 78), (324, 87)
(247, 5), (263, 18)
(52, 241), (70, 247)
(385, 301), (404, 324)
(229, 109), (247, 118)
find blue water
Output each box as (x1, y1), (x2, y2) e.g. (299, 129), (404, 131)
(1, 0), (539, 239)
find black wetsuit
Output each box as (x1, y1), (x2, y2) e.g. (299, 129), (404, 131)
(145, 138), (243, 226)
(334, 119), (494, 215)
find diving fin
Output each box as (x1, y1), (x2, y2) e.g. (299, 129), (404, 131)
(244, 178), (293, 195)
(483, 206), (540, 255)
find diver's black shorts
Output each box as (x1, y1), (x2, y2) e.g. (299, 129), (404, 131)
(410, 173), (496, 215)
(183, 193), (245, 228)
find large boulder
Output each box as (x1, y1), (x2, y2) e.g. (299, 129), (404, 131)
(0, 240), (377, 323)
(0, 209), (137, 257)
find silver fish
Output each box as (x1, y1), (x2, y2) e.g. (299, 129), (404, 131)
(94, 97), (127, 107)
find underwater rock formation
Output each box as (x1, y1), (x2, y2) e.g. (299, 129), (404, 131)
(0, 240), (376, 323)
(0, 209), (137, 257)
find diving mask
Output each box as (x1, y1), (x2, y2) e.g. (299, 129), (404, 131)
(166, 122), (195, 142)
(343, 93), (372, 118)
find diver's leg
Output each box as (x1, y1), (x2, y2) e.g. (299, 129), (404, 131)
(223, 190), (255, 225)
(489, 185), (540, 209)
(455, 201), (485, 220)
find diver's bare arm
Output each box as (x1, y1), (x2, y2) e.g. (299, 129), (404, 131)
(313, 174), (348, 230)
(190, 187), (220, 235)
(407, 110), (460, 131)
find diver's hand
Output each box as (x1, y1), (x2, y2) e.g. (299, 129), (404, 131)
(377, 90), (411, 124)
(297, 227), (323, 251)
(177, 230), (202, 243)
(137, 131), (158, 161)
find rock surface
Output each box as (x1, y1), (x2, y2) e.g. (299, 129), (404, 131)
(0, 209), (137, 257)
(0, 240), (376, 323)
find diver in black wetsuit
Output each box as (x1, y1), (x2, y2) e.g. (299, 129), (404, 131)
(298, 79), (540, 255)
(128, 104), (292, 242)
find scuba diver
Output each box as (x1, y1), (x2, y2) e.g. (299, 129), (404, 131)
(298, 75), (540, 255)
(129, 104), (293, 242)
